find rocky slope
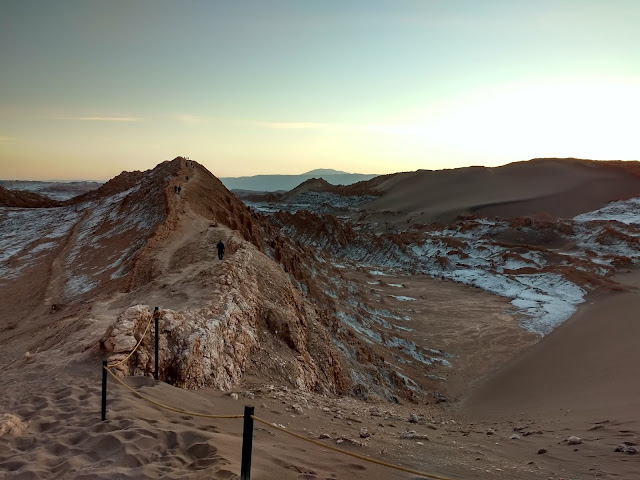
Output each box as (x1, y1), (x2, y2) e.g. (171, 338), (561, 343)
(270, 203), (640, 336)
(5, 157), (637, 401)
(3, 158), (640, 480)
(1, 157), (448, 402)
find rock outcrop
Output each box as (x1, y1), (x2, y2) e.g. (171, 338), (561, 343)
(101, 239), (349, 393)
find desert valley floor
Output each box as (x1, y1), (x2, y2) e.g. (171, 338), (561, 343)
(1, 157), (639, 479)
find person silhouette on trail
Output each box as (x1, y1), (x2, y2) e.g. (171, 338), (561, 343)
(216, 240), (225, 260)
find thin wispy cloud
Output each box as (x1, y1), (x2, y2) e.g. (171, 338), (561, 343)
(169, 114), (333, 130)
(168, 113), (408, 133)
(52, 116), (143, 122)
(256, 121), (329, 130)
(174, 114), (206, 125)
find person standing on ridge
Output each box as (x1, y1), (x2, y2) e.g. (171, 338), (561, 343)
(217, 240), (225, 260)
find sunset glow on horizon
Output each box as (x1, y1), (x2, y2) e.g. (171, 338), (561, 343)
(1, 1), (639, 180)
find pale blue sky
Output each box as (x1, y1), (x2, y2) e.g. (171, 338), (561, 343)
(1, 1), (639, 179)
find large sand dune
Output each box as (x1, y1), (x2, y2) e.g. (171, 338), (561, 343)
(363, 158), (640, 223)
(461, 273), (640, 420)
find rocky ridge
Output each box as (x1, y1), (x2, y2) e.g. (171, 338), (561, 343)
(2, 157), (447, 401)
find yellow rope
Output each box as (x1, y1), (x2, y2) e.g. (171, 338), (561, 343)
(252, 416), (456, 480)
(107, 316), (154, 368)
(103, 366), (456, 479)
(104, 367), (243, 420)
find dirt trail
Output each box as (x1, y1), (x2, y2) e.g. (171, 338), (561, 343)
(89, 162), (241, 319)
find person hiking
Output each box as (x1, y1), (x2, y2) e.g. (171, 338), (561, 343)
(216, 240), (225, 260)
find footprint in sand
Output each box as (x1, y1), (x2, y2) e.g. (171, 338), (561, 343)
(186, 441), (218, 459)
(179, 430), (212, 448)
(53, 386), (73, 400)
(88, 432), (125, 456)
(0, 458), (25, 470)
(44, 441), (69, 457)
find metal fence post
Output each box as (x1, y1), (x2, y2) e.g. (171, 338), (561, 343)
(154, 307), (159, 380)
(101, 360), (107, 421)
(241, 406), (255, 480)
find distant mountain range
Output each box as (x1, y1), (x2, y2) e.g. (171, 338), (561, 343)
(0, 180), (103, 202)
(220, 168), (378, 192)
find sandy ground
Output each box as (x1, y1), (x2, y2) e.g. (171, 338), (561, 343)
(457, 270), (640, 479)
(338, 268), (539, 400)
(0, 254), (541, 479)
(3, 267), (638, 479)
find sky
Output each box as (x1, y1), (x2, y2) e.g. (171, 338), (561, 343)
(1, 0), (639, 180)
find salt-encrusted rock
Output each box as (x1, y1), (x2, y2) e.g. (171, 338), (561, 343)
(336, 437), (364, 447)
(565, 436), (582, 445)
(230, 393), (239, 400)
(359, 427), (370, 438)
(369, 407), (382, 417)
(486, 428), (496, 436)
(510, 434), (520, 440)
(101, 305), (151, 361)
(408, 413), (421, 424)
(400, 430), (429, 440)
(615, 444), (637, 454)
(0, 414), (27, 437)
(319, 433), (331, 439)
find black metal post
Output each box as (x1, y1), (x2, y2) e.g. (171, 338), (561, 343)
(154, 317), (159, 380)
(101, 360), (107, 421)
(240, 406), (255, 480)
(154, 306), (159, 381)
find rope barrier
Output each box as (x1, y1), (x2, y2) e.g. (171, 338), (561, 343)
(107, 317), (154, 368)
(102, 367), (457, 479)
(104, 367), (243, 419)
(252, 415), (456, 480)
(103, 329), (457, 480)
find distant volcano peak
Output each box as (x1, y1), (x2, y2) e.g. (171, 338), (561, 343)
(302, 168), (351, 175)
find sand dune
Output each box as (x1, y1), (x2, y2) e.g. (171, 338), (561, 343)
(461, 274), (640, 420)
(455, 273), (640, 479)
(363, 158), (640, 223)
